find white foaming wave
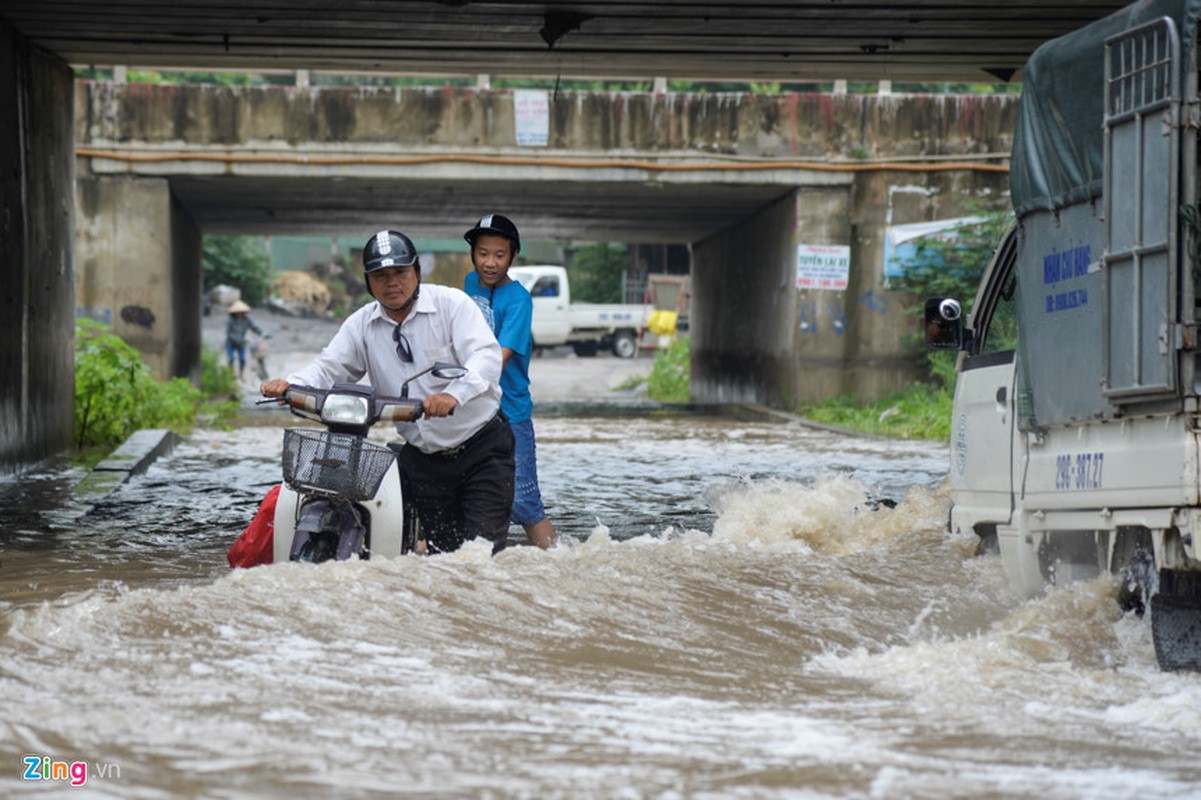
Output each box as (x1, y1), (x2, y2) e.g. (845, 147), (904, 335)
(708, 473), (951, 555)
(809, 575), (1201, 743)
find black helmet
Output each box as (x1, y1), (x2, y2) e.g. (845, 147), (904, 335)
(363, 230), (419, 274)
(464, 213), (521, 254)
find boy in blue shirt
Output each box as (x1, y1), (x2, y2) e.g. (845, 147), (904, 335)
(463, 214), (557, 548)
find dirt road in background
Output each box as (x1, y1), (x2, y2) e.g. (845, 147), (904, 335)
(203, 305), (653, 405)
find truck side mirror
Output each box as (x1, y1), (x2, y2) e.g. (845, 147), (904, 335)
(924, 297), (964, 350)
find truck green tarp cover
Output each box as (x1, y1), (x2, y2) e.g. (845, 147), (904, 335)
(1011, 0), (1201, 217)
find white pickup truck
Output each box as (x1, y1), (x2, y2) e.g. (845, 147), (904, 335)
(509, 265), (652, 358)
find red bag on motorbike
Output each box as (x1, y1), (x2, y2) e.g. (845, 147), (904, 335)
(227, 484), (281, 568)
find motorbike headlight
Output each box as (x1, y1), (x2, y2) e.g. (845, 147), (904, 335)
(320, 394), (370, 426)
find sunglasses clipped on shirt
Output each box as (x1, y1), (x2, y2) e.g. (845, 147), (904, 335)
(393, 325), (413, 363)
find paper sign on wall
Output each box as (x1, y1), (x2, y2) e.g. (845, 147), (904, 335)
(514, 90), (549, 147)
(796, 244), (850, 290)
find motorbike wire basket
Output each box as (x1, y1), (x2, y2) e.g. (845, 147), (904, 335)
(281, 428), (395, 501)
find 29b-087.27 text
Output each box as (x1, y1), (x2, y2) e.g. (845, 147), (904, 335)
(1055, 452), (1104, 490)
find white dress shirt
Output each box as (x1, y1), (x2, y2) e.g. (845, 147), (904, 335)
(286, 285), (502, 454)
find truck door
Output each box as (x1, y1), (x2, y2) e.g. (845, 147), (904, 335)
(950, 227), (1019, 534)
(1102, 16), (1184, 402)
(527, 269), (573, 345)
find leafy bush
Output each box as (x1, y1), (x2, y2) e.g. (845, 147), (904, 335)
(797, 382), (954, 441)
(568, 243), (630, 303)
(647, 336), (690, 403)
(200, 345), (239, 396)
(203, 235), (272, 307)
(74, 319), (208, 449)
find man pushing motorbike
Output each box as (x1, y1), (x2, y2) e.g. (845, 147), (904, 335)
(260, 229), (516, 555)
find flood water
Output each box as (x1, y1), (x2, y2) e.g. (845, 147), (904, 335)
(2, 409), (1200, 798)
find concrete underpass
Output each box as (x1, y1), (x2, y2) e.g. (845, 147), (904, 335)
(73, 81), (1014, 410)
(2, 2), (1063, 472)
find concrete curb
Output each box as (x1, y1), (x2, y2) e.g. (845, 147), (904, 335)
(75, 428), (182, 497)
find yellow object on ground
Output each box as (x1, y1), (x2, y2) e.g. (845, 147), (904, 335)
(647, 310), (678, 336)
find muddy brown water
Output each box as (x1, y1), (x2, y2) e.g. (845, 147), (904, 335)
(3, 391), (1200, 796)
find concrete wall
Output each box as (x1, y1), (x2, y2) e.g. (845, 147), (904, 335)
(75, 174), (202, 381)
(693, 168), (1010, 408)
(0, 22), (75, 474)
(75, 82), (1018, 161)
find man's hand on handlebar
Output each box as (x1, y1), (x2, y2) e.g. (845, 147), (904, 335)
(261, 379), (289, 398)
(423, 393), (459, 418)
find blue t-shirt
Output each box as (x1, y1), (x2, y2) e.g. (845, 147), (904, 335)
(464, 271), (533, 423)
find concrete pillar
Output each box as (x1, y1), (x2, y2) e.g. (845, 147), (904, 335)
(75, 175), (203, 383)
(0, 21), (76, 474)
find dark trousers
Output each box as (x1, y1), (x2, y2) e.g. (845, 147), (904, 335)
(397, 413), (515, 554)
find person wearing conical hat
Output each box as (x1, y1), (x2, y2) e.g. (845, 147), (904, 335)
(225, 299), (263, 381)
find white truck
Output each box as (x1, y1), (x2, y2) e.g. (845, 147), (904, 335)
(926, 0), (1201, 670)
(509, 265), (652, 358)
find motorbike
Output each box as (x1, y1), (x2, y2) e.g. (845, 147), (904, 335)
(265, 362), (466, 564)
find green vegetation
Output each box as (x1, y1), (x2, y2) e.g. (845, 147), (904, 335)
(203, 235), (272, 307)
(615, 373), (647, 392)
(798, 383), (955, 440)
(647, 336), (690, 403)
(568, 243), (630, 304)
(74, 319), (238, 461)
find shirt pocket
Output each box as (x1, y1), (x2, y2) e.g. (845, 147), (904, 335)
(422, 346), (458, 387)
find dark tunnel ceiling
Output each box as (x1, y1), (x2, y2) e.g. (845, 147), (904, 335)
(4, 1), (1132, 84)
(168, 176), (794, 243)
(5, 2), (1133, 242)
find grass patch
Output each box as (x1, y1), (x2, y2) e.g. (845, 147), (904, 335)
(615, 373), (647, 391)
(647, 336), (690, 403)
(796, 381), (953, 441)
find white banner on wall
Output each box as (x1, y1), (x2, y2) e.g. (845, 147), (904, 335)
(514, 90), (549, 147)
(796, 243), (851, 290)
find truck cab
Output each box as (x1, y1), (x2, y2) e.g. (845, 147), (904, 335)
(511, 265), (574, 347)
(510, 265), (650, 357)
(928, 0), (1201, 670)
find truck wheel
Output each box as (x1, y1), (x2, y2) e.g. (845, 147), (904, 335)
(1151, 569), (1201, 671)
(611, 330), (637, 359)
(1151, 593), (1201, 671)
(572, 342), (599, 357)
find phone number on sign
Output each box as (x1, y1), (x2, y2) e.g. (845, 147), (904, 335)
(1054, 452), (1104, 490)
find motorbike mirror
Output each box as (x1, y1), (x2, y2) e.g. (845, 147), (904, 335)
(430, 362), (468, 380)
(924, 297), (964, 351)
(399, 361), (468, 398)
